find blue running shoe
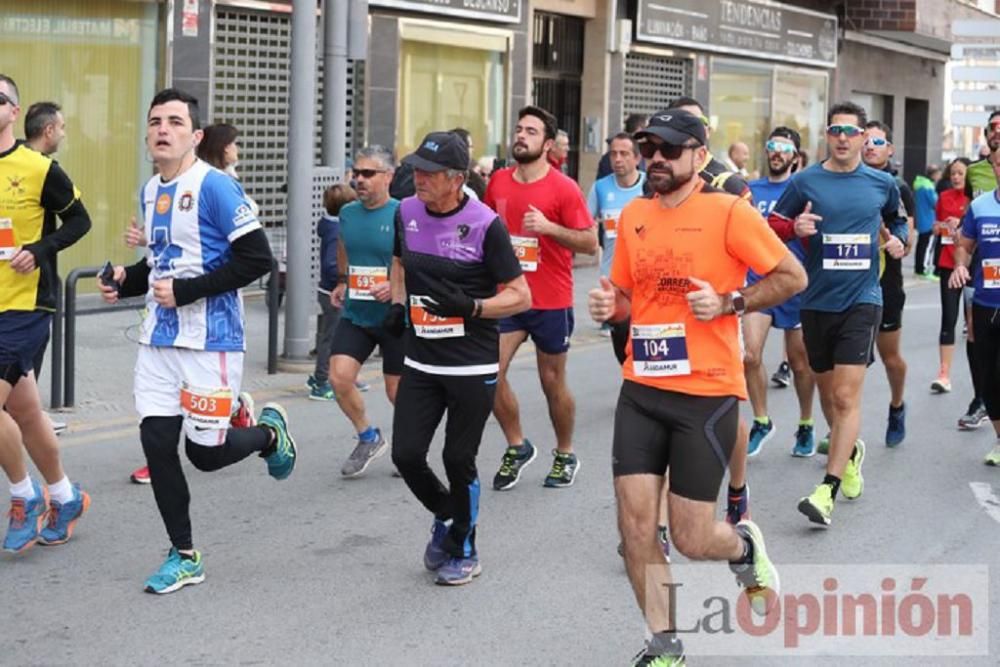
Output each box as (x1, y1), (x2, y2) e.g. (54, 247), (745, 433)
(791, 423), (816, 457)
(435, 555), (482, 586)
(3, 481), (49, 553)
(747, 419), (774, 457)
(144, 548), (205, 594)
(39, 483), (90, 546)
(886, 403), (906, 447)
(308, 381), (336, 401)
(259, 403), (297, 480)
(424, 519), (450, 571)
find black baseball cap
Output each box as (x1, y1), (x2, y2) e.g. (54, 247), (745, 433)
(402, 131), (470, 172)
(634, 109), (707, 146)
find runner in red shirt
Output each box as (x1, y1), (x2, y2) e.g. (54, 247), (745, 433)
(484, 106), (597, 491)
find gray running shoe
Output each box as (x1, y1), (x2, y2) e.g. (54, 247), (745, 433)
(341, 429), (387, 477)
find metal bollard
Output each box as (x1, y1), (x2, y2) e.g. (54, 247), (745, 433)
(63, 266), (100, 408)
(50, 276), (63, 410)
(268, 257), (279, 375)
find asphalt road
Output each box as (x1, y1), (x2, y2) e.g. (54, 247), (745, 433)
(2, 268), (999, 666)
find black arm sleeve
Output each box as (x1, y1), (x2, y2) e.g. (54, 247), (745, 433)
(393, 209), (403, 258)
(27, 163), (91, 257)
(120, 259), (152, 299)
(171, 228), (273, 307)
(482, 217), (523, 284)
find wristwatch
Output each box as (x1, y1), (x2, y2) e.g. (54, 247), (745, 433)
(730, 291), (746, 316)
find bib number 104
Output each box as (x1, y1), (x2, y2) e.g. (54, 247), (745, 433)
(639, 338), (670, 358)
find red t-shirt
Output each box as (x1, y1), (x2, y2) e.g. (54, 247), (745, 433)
(935, 188), (969, 270)
(485, 166), (593, 309)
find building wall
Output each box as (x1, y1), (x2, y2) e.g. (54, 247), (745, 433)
(834, 40), (945, 172)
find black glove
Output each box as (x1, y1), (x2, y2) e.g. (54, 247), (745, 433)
(382, 303), (406, 338)
(420, 274), (475, 318)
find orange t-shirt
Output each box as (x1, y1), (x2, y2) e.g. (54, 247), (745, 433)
(610, 181), (790, 399)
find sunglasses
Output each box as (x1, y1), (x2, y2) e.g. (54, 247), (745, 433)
(353, 168), (386, 179)
(765, 140), (797, 154)
(864, 137), (889, 147)
(0, 93), (14, 107)
(637, 140), (700, 161)
(826, 124), (864, 138)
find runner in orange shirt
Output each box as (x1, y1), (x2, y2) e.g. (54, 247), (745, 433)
(588, 109), (806, 665)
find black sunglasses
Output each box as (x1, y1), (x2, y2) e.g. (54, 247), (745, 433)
(0, 93), (15, 107)
(637, 140), (701, 161)
(354, 168), (387, 179)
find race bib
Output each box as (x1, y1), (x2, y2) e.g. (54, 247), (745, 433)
(511, 236), (540, 272)
(983, 259), (1000, 289)
(0, 218), (14, 261)
(180, 383), (234, 430)
(631, 323), (691, 377)
(823, 233), (872, 270)
(941, 234), (954, 246)
(410, 295), (465, 339)
(348, 266), (388, 301)
(604, 215), (618, 240)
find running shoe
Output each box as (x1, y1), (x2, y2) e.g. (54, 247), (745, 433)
(424, 519), (450, 571)
(770, 361), (791, 388)
(747, 419), (774, 457)
(435, 555), (481, 585)
(817, 432), (831, 456)
(492, 440), (537, 490)
(631, 646), (686, 666)
(259, 403), (297, 480)
(355, 380), (371, 393)
(341, 428), (388, 477)
(931, 376), (952, 393)
(305, 374), (318, 390)
(984, 444), (1000, 467)
(791, 423), (816, 457)
(38, 484), (90, 546)
(144, 548), (205, 594)
(543, 450), (579, 488)
(599, 322), (612, 338)
(730, 520), (780, 617)
(798, 483), (834, 526)
(3, 481), (49, 553)
(725, 484), (750, 525)
(230, 392), (256, 428)
(616, 526), (671, 562)
(130, 465), (151, 484)
(959, 400), (989, 430)
(308, 381), (336, 401)
(841, 440), (866, 499)
(886, 403), (906, 447)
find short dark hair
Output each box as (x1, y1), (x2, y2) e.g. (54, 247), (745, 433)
(449, 127), (471, 145)
(609, 132), (639, 155)
(864, 120), (893, 144)
(196, 123), (239, 170)
(926, 164), (941, 178)
(24, 102), (61, 141)
(669, 96), (705, 114)
(323, 182), (358, 216)
(623, 113), (646, 134)
(149, 88), (201, 130)
(827, 101), (867, 127)
(0, 73), (20, 104)
(768, 126), (801, 151)
(517, 105), (557, 141)
(988, 110), (1000, 126)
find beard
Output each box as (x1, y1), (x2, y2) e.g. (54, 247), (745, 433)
(768, 156), (794, 177)
(989, 135), (1000, 152)
(648, 166), (696, 194)
(512, 142), (544, 164)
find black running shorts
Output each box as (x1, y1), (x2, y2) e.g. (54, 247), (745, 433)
(330, 317), (404, 375)
(612, 380), (738, 503)
(800, 304), (881, 374)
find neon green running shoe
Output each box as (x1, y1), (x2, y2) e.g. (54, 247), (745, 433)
(798, 483), (834, 526)
(817, 433), (830, 455)
(841, 440), (866, 499)
(631, 647), (685, 666)
(730, 520), (780, 617)
(984, 443), (1000, 466)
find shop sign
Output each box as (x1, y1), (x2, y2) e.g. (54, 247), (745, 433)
(370, 0), (521, 24)
(636, 0), (837, 68)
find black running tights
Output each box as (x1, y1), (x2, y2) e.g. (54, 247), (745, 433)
(972, 306), (1000, 421)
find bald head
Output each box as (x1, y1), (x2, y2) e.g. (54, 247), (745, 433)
(728, 142), (750, 170)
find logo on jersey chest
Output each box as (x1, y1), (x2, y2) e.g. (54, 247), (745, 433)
(5, 174), (25, 196)
(156, 193), (172, 215)
(178, 191), (195, 212)
(458, 224), (470, 240)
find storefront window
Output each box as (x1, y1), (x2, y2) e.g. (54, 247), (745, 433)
(775, 69), (829, 165)
(399, 27), (508, 165)
(0, 0), (160, 273)
(710, 60), (772, 175)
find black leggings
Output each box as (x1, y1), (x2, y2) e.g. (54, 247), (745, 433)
(140, 416), (271, 551)
(391, 367), (496, 559)
(972, 305), (1000, 421)
(939, 269), (963, 346)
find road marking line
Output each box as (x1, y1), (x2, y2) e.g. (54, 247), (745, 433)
(969, 482), (1000, 524)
